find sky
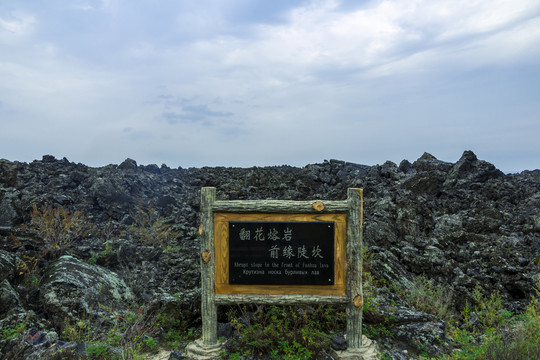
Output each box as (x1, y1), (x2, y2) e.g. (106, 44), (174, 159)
(1, 0), (539, 173)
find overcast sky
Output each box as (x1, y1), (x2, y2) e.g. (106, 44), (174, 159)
(1, 0), (539, 173)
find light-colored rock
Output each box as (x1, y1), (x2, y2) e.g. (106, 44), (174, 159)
(40, 255), (134, 328)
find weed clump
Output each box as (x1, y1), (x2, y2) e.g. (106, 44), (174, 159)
(224, 305), (345, 359)
(398, 274), (457, 323)
(126, 202), (178, 246)
(58, 304), (160, 360)
(14, 204), (94, 288)
(446, 281), (540, 360)
(27, 204), (94, 252)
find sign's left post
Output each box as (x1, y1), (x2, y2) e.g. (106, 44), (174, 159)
(185, 187), (223, 359)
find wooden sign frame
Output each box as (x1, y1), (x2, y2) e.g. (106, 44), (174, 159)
(196, 187), (364, 351)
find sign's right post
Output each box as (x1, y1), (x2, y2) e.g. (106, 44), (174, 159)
(346, 188), (363, 348)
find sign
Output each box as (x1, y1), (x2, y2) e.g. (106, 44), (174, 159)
(193, 187), (364, 353)
(214, 212), (346, 296)
(228, 221), (335, 285)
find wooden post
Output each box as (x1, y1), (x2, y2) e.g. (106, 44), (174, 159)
(200, 187), (217, 345)
(346, 188), (363, 349)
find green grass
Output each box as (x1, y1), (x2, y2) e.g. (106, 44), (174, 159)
(223, 305), (346, 359)
(445, 281), (540, 360)
(389, 274), (540, 360)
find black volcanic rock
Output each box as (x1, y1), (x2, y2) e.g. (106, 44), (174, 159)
(0, 151), (538, 359)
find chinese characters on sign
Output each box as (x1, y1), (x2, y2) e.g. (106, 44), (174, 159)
(228, 221), (334, 285)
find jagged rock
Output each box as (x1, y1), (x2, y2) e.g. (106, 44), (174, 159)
(444, 150), (504, 187)
(0, 192), (20, 227)
(330, 333), (347, 350)
(0, 250), (17, 282)
(0, 279), (21, 316)
(169, 350), (186, 359)
(118, 158), (138, 171)
(217, 322), (233, 339)
(0, 159), (18, 188)
(411, 152), (453, 172)
(394, 320), (448, 358)
(362, 286), (453, 358)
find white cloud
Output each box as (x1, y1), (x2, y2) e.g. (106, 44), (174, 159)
(0, 0), (539, 171)
(187, 0), (540, 81)
(72, 0), (116, 12)
(0, 12), (35, 43)
(429, 0), (540, 41)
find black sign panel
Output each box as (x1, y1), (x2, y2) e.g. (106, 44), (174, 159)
(228, 221), (334, 285)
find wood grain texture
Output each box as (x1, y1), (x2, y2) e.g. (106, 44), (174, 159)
(215, 294), (348, 305)
(214, 212), (346, 295)
(346, 188), (363, 349)
(200, 187), (217, 345)
(213, 200), (348, 213)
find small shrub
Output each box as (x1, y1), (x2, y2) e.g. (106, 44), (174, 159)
(361, 247), (387, 314)
(127, 203), (178, 246)
(1, 322), (26, 340)
(63, 317), (91, 343)
(446, 281), (540, 360)
(48, 348), (79, 360)
(463, 284), (510, 334)
(84, 343), (120, 360)
(157, 302), (197, 350)
(55, 302), (164, 359)
(479, 281), (540, 359)
(17, 254), (40, 288)
(108, 305), (158, 357)
(363, 271), (386, 313)
(363, 324), (393, 339)
(28, 204), (94, 251)
(397, 274), (457, 322)
(139, 336), (158, 353)
(163, 327), (198, 349)
(100, 219), (118, 241)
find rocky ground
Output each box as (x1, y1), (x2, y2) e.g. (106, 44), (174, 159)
(0, 151), (539, 359)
